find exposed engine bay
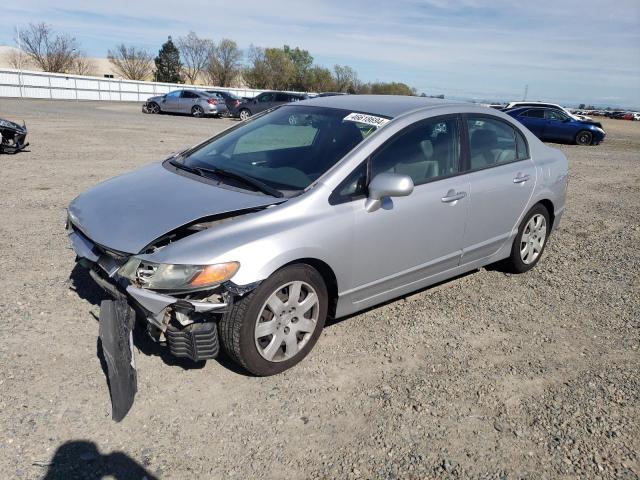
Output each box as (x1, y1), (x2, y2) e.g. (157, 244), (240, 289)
(0, 118), (29, 154)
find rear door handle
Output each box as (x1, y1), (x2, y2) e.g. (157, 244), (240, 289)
(441, 190), (467, 203)
(513, 174), (531, 184)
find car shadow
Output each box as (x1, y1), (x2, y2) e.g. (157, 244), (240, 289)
(68, 264), (109, 306)
(38, 440), (158, 480)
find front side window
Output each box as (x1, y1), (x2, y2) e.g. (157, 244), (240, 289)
(178, 106), (384, 192)
(166, 90), (181, 99)
(545, 109), (569, 121)
(467, 117), (518, 169)
(370, 117), (460, 185)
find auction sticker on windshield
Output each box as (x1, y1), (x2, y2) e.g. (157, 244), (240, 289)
(343, 112), (389, 127)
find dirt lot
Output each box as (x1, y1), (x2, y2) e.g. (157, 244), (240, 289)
(0, 99), (638, 479)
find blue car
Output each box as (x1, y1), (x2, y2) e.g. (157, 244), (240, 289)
(506, 107), (606, 146)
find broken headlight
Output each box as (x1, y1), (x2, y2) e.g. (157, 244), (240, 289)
(118, 259), (239, 291)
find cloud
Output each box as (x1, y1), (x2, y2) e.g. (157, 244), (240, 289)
(1, 0), (638, 106)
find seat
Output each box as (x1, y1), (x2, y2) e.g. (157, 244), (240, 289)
(470, 129), (498, 169)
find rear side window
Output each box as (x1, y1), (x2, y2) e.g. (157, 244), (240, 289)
(515, 129), (529, 160)
(182, 91), (199, 99)
(523, 109), (544, 118)
(467, 117), (518, 169)
(275, 93), (289, 102)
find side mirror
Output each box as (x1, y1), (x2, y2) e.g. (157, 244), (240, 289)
(365, 173), (414, 213)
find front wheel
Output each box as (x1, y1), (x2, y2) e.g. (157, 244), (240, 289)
(219, 264), (327, 376)
(501, 204), (550, 273)
(147, 102), (160, 114)
(575, 130), (593, 146)
(239, 109), (251, 121)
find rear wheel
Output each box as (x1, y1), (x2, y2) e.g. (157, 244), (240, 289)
(191, 105), (204, 117)
(575, 130), (593, 146)
(239, 109), (251, 121)
(501, 204), (550, 273)
(219, 264), (327, 376)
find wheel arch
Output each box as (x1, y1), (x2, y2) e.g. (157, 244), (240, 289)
(536, 199), (555, 229)
(278, 258), (339, 319)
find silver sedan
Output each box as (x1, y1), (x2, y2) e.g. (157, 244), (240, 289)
(144, 89), (228, 117)
(69, 95), (568, 378)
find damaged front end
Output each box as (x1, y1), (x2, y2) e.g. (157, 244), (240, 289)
(0, 118), (29, 154)
(68, 219), (256, 363)
(68, 215), (260, 420)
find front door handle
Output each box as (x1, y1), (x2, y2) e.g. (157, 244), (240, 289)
(441, 190), (467, 203)
(513, 174), (531, 184)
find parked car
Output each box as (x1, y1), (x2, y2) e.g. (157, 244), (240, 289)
(504, 101), (592, 122)
(316, 92), (349, 97)
(506, 106), (605, 145)
(237, 91), (308, 120)
(143, 89), (228, 118)
(0, 118), (28, 153)
(68, 96), (568, 417)
(205, 90), (244, 117)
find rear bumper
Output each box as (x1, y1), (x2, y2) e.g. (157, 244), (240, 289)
(68, 229), (229, 362)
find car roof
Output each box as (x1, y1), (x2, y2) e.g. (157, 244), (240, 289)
(298, 95), (464, 119)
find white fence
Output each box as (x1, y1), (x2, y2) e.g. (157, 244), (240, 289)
(0, 68), (282, 102)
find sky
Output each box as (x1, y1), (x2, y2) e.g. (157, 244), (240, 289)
(2, 0), (639, 107)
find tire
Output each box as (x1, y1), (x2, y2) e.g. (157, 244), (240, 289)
(501, 204), (550, 274)
(575, 130), (593, 146)
(219, 264), (328, 376)
(239, 109), (251, 121)
(147, 102), (160, 114)
(191, 105), (205, 117)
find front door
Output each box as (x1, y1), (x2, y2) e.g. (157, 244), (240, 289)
(461, 115), (536, 263)
(162, 90), (182, 112)
(348, 115), (468, 308)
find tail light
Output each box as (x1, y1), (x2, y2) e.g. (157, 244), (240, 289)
(207, 98), (218, 105)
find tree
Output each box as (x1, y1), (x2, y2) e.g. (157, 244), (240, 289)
(177, 32), (212, 84)
(107, 44), (153, 80)
(244, 46), (294, 90)
(7, 48), (32, 70)
(333, 65), (359, 93)
(73, 54), (97, 76)
(283, 45), (313, 90)
(205, 38), (242, 87)
(154, 37), (182, 83)
(303, 66), (335, 92)
(16, 23), (80, 73)
(364, 81), (416, 96)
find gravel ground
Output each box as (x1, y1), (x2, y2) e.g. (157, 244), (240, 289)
(0, 99), (638, 480)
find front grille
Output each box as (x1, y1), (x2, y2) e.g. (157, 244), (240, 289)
(165, 322), (219, 362)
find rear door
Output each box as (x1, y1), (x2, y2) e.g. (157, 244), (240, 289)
(461, 115), (536, 264)
(180, 91), (200, 113)
(519, 109), (546, 137)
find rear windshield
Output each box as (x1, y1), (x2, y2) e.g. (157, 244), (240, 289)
(179, 105), (387, 191)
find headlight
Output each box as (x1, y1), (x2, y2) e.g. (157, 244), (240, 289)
(119, 259), (239, 290)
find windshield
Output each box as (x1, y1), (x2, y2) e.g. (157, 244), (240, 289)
(178, 105), (384, 192)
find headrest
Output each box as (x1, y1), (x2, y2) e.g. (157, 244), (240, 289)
(470, 129), (497, 150)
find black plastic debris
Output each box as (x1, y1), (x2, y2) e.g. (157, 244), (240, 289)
(98, 299), (137, 422)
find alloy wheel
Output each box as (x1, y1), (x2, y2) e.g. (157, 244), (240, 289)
(239, 110), (250, 121)
(254, 281), (319, 362)
(520, 214), (547, 264)
(192, 106), (204, 117)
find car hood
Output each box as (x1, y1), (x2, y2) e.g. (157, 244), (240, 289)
(579, 119), (603, 128)
(68, 162), (282, 254)
(0, 118), (26, 133)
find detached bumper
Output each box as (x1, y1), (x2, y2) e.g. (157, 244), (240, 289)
(68, 229), (229, 362)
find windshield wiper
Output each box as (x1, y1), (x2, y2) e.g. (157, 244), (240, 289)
(169, 158), (283, 198)
(196, 166), (284, 198)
